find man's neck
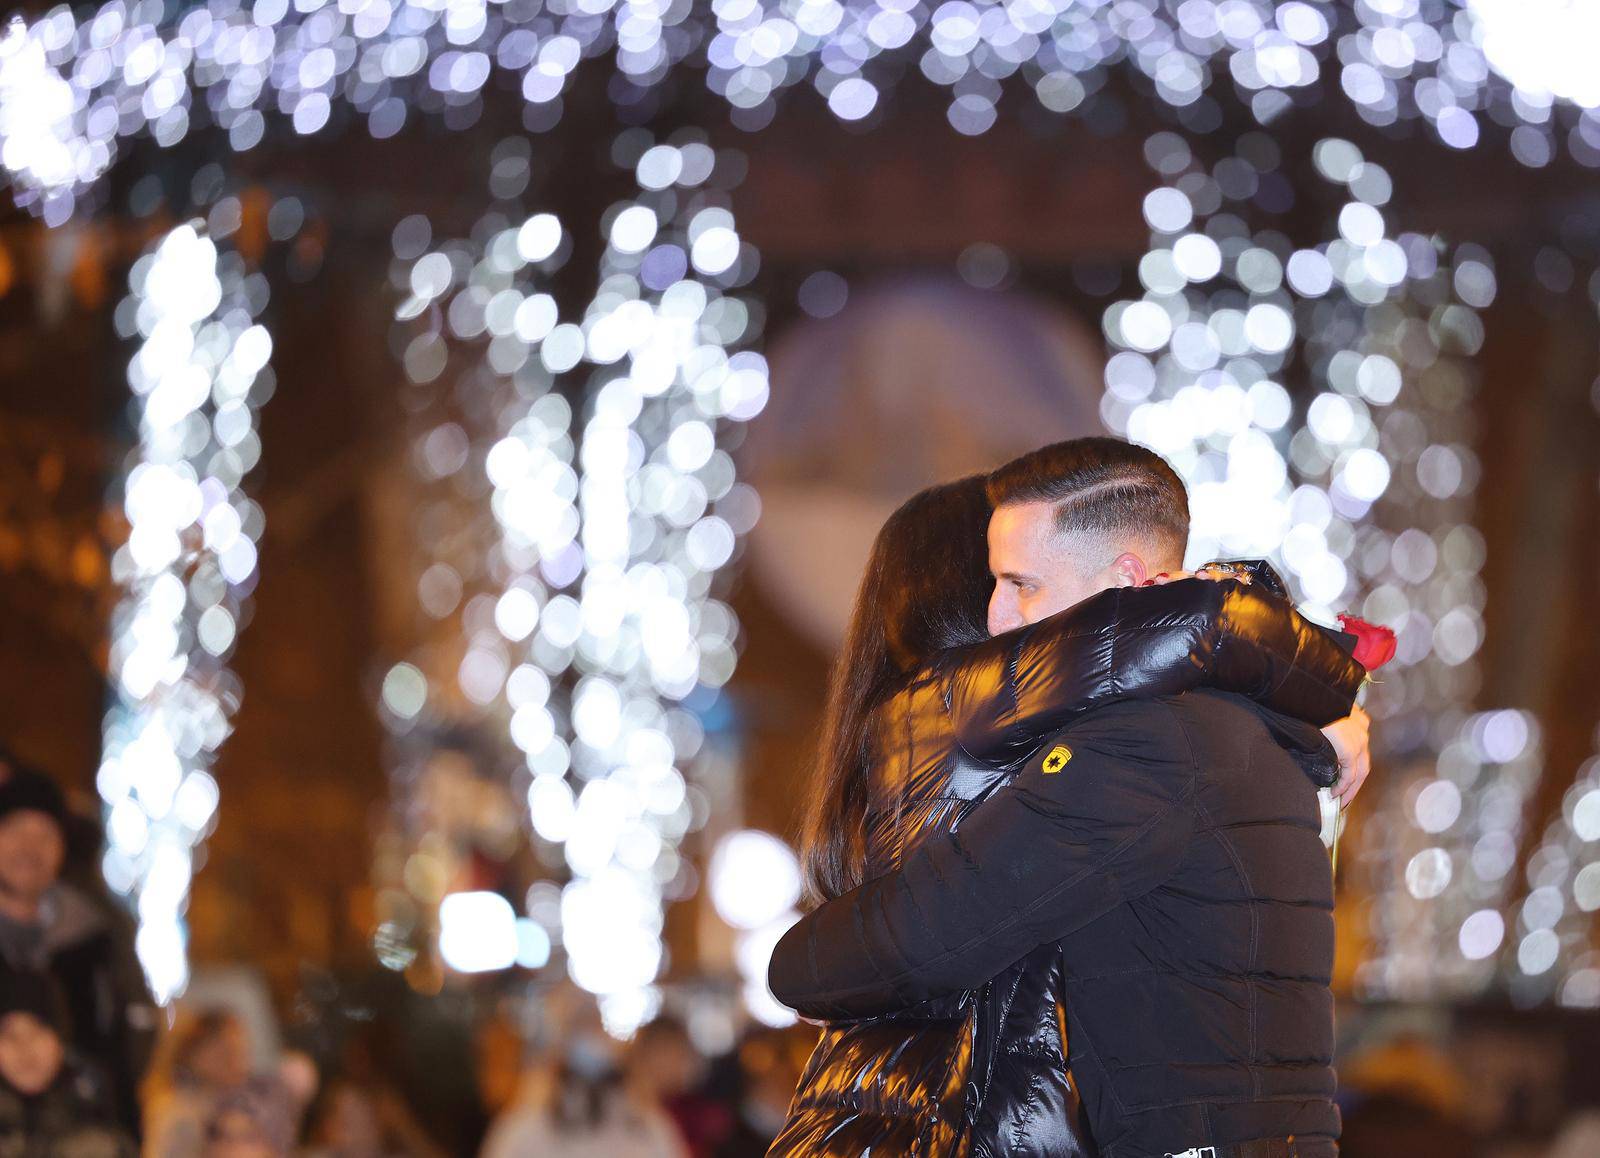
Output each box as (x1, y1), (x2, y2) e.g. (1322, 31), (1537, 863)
(0, 889), (44, 926)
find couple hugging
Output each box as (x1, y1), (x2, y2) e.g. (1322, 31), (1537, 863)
(766, 437), (1381, 1158)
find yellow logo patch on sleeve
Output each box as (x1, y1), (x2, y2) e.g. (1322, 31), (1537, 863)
(1041, 744), (1073, 774)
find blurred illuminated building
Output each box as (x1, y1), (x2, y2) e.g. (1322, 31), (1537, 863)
(0, 0), (1597, 1030)
(365, 128), (767, 1032)
(746, 276), (1105, 650)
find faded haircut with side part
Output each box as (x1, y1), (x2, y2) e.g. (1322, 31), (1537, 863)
(985, 436), (1190, 568)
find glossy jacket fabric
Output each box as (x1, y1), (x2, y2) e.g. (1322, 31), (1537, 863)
(769, 569), (1366, 1158)
(771, 693), (1352, 1158)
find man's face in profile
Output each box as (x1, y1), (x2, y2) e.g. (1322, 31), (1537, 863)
(987, 501), (1124, 635)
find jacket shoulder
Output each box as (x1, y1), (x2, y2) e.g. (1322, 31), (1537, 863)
(1158, 687), (1271, 741)
(1031, 695), (1195, 770)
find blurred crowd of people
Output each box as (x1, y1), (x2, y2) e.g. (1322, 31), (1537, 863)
(477, 997), (809, 1158)
(0, 746), (812, 1158)
(2, 748), (152, 1157)
(5, 746), (1600, 1158)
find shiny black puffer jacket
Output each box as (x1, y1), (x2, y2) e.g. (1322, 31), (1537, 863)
(771, 567), (1364, 1158)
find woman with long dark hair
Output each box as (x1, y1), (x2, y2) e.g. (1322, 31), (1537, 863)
(800, 478), (993, 906)
(773, 474), (1367, 1157)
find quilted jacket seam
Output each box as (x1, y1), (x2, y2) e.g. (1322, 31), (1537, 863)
(1190, 789), (1263, 1097)
(910, 1013), (973, 1156)
(805, 803), (1175, 1002)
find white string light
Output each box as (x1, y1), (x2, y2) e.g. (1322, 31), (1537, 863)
(381, 131), (766, 1033)
(2, 0), (1587, 1009)
(4, 2), (1600, 226)
(1512, 744), (1600, 1007)
(1104, 129), (1561, 999)
(99, 220), (273, 1003)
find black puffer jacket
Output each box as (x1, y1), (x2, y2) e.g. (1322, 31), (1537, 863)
(770, 568), (1363, 1158)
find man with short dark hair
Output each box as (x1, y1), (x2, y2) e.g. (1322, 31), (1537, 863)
(0, 762), (155, 1135)
(976, 437), (1366, 808)
(985, 436), (1191, 634)
(770, 437), (1362, 1158)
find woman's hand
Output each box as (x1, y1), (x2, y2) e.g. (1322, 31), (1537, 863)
(1142, 566), (1371, 803)
(1142, 562), (1254, 586)
(1322, 703), (1371, 807)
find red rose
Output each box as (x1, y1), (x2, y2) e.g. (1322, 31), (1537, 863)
(1338, 614), (1397, 672)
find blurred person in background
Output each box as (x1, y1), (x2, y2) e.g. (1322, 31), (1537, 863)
(143, 1009), (254, 1158)
(480, 994), (685, 1158)
(624, 1016), (720, 1155)
(303, 1079), (447, 1158)
(1337, 1028), (1477, 1157)
(0, 970), (136, 1158)
(0, 760), (155, 1135)
(199, 1080), (299, 1158)
(712, 1028), (810, 1158)
(1545, 1107), (1600, 1158)
(473, 1006), (524, 1126)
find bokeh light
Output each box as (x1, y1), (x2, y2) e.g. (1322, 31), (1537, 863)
(1102, 124), (1554, 1000)
(2, 0), (1588, 1019)
(99, 221), (273, 1003)
(4, 1), (1600, 232)
(381, 129), (767, 1032)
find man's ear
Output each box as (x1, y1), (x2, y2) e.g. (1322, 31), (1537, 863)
(1107, 551), (1149, 588)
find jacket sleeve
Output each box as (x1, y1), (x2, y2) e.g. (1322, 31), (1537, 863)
(768, 698), (1195, 1020)
(948, 566), (1364, 767)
